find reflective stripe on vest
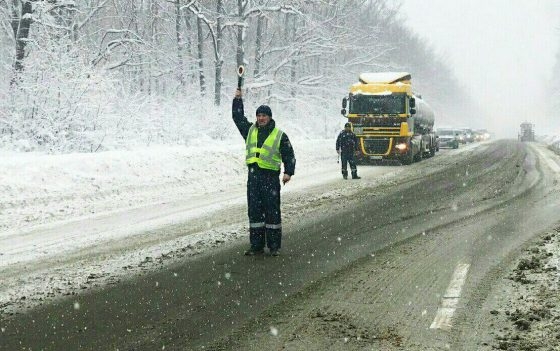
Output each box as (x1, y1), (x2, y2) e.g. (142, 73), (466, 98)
(245, 124), (284, 171)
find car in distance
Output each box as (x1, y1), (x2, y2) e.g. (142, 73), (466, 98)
(436, 128), (459, 149)
(460, 128), (474, 143)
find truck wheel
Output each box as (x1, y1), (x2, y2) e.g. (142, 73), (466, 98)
(413, 144), (423, 162)
(400, 148), (413, 165)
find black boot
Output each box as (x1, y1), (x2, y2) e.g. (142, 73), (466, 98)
(342, 170), (348, 180)
(244, 248), (264, 256)
(351, 171), (361, 179)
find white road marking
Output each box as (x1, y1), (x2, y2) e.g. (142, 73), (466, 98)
(534, 147), (560, 173)
(430, 262), (470, 330)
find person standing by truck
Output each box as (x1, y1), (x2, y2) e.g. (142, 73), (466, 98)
(336, 122), (361, 180)
(232, 88), (296, 256)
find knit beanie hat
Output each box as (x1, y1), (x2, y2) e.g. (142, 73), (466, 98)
(256, 105), (272, 117)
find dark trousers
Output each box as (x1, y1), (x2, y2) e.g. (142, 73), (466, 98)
(247, 170), (282, 251)
(341, 153), (357, 175)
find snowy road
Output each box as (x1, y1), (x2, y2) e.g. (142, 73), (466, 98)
(5, 140), (559, 350)
(0, 139), (408, 316)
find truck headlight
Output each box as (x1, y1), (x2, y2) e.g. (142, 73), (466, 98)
(395, 143), (408, 151)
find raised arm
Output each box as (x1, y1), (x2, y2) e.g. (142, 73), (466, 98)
(232, 88), (253, 140)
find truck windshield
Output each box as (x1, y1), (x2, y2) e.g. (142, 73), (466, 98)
(349, 95), (405, 115)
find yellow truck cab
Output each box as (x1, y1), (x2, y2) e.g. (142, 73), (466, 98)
(341, 72), (436, 164)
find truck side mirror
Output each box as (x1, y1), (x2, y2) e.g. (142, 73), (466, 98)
(341, 108), (347, 116)
(410, 108), (416, 115)
(410, 97), (416, 108)
(342, 97), (347, 109)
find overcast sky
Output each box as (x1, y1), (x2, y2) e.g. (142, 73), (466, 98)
(399, 0), (560, 137)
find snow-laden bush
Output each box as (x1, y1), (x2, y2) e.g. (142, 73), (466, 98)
(1, 34), (118, 152)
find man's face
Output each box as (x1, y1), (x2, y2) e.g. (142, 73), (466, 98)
(256, 113), (271, 127)
(345, 126), (351, 132)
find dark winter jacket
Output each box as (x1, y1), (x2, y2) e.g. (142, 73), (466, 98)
(232, 97), (296, 176)
(336, 130), (359, 155)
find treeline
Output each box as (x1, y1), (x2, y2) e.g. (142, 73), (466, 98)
(0, 0), (476, 152)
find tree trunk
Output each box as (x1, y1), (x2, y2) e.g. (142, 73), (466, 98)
(196, 15), (206, 95)
(150, 0), (158, 95)
(182, 9), (195, 82)
(290, 14), (297, 98)
(284, 12), (297, 98)
(253, 13), (264, 78)
(214, 0), (224, 106)
(236, 0), (246, 70)
(10, 0), (33, 78)
(175, 0), (185, 90)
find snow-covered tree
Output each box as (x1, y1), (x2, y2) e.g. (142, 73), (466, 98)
(0, 0), (478, 152)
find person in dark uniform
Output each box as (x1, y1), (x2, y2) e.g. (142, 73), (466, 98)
(336, 122), (361, 180)
(232, 88), (296, 256)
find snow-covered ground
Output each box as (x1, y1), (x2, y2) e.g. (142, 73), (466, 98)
(4, 138), (560, 351)
(0, 136), (409, 314)
(0, 138), (361, 264)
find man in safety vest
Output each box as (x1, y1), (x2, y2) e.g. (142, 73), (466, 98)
(232, 88), (296, 256)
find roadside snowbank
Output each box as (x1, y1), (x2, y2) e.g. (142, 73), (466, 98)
(483, 229), (560, 350)
(0, 138), (337, 233)
(1, 142), (243, 232)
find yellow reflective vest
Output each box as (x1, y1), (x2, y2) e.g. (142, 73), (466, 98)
(245, 124), (284, 171)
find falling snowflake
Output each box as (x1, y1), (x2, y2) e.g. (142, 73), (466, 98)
(270, 326), (279, 336)
(73, 302), (80, 310)
(337, 237), (342, 242)
(225, 273), (231, 280)
(1, 328), (5, 333)
(422, 310), (427, 316)
(155, 281), (159, 287)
